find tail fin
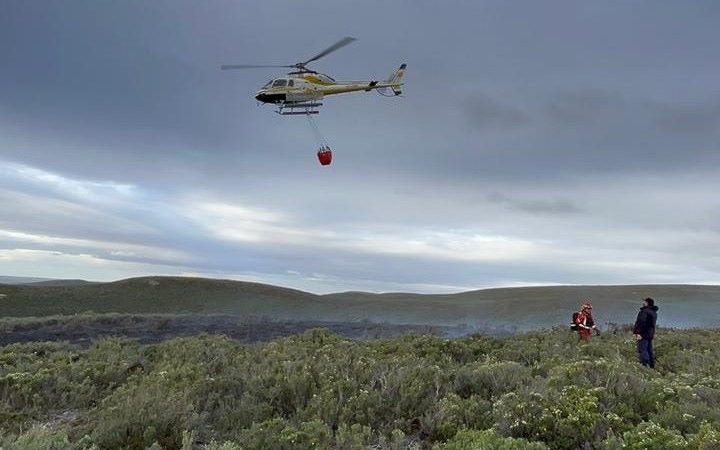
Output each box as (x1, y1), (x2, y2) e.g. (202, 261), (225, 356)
(386, 63), (406, 95)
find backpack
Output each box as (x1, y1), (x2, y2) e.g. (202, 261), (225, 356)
(570, 312), (580, 331)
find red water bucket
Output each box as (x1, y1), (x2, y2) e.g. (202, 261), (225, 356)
(317, 148), (332, 166)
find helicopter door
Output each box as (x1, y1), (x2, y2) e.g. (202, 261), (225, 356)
(287, 79), (315, 102)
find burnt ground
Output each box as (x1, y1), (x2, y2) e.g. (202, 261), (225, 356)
(0, 314), (482, 347)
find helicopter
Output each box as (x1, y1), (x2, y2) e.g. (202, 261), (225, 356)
(220, 37), (406, 116)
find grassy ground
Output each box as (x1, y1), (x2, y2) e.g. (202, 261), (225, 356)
(1, 325), (720, 449)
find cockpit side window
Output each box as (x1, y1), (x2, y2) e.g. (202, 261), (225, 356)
(272, 79), (287, 87)
(288, 80), (294, 87)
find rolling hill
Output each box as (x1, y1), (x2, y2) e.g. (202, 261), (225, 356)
(1, 276), (719, 330)
(22, 279), (97, 287)
(0, 276), (53, 284)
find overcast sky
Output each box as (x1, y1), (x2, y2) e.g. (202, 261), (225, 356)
(1, 1), (720, 293)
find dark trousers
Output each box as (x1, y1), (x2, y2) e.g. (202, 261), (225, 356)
(637, 338), (654, 368)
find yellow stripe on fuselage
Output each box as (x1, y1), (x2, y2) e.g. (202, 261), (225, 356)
(302, 75), (334, 86)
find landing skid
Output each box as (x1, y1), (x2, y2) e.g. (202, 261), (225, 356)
(276, 102), (323, 116)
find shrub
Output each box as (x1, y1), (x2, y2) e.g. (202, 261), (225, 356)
(335, 423), (374, 450)
(618, 421), (689, 449)
(689, 422), (720, 449)
(89, 373), (204, 449)
(236, 418), (332, 450)
(0, 427), (72, 450)
(453, 361), (532, 400)
(204, 441), (243, 450)
(494, 386), (624, 449)
(435, 429), (548, 450)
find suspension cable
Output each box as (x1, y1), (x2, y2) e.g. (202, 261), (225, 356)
(306, 114), (329, 148)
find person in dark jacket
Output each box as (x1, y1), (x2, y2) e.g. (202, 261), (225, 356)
(633, 297), (658, 368)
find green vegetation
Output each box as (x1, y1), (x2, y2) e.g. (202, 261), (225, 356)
(2, 276), (720, 330)
(2, 327), (720, 449)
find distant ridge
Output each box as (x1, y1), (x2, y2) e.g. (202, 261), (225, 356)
(23, 279), (96, 287)
(0, 276), (718, 329)
(0, 276), (54, 285)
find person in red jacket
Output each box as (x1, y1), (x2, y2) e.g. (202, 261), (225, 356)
(574, 303), (598, 341)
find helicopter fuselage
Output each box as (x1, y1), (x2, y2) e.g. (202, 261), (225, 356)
(254, 66), (405, 108)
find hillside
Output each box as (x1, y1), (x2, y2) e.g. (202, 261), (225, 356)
(0, 276), (319, 318)
(1, 276), (719, 329)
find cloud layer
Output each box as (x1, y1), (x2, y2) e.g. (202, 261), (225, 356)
(1, 1), (719, 293)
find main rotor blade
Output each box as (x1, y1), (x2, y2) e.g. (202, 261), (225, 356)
(302, 36), (356, 65)
(220, 64), (294, 70)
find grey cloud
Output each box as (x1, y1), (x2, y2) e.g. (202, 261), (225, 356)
(487, 192), (584, 215)
(465, 94), (529, 130)
(545, 91), (625, 126)
(654, 101), (720, 134)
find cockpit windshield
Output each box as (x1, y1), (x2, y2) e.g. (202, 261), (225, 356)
(262, 80), (273, 89)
